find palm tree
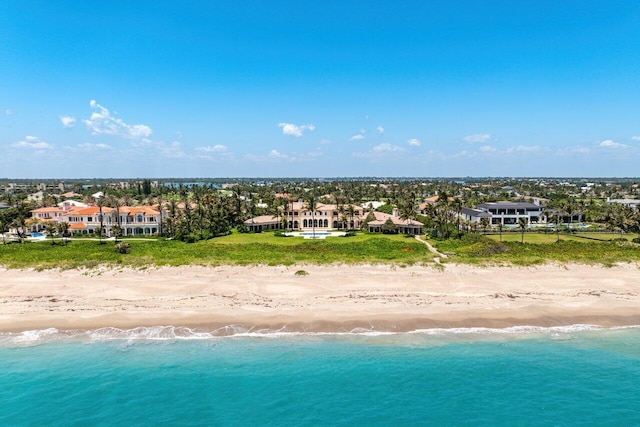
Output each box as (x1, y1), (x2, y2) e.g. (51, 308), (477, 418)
(398, 196), (418, 235)
(45, 222), (57, 245)
(156, 194), (164, 235)
(518, 217), (527, 243)
(452, 198), (463, 235)
(107, 195), (122, 242)
(97, 196), (105, 244)
(480, 218), (490, 234)
(121, 194), (135, 207)
(58, 221), (69, 245)
(347, 204), (356, 230)
(337, 204), (347, 230)
(0, 219), (6, 245)
(307, 192), (317, 237)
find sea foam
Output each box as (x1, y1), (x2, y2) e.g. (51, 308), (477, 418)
(1, 323), (638, 347)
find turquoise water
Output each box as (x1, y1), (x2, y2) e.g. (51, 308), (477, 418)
(1, 327), (640, 425)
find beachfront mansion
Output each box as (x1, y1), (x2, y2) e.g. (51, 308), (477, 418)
(29, 201), (164, 236)
(243, 201), (424, 235)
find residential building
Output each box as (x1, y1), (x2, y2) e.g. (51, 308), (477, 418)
(475, 201), (545, 226)
(606, 198), (640, 210)
(29, 204), (165, 236)
(244, 201), (366, 232)
(365, 211), (423, 235)
(244, 202), (423, 234)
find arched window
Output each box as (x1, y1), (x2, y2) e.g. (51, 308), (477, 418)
(303, 219), (308, 228)
(323, 219), (328, 227)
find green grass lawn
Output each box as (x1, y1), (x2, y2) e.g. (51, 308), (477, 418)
(0, 232), (433, 269)
(432, 234), (640, 266)
(484, 232), (634, 244)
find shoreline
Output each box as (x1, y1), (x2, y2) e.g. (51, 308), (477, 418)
(1, 264), (639, 333)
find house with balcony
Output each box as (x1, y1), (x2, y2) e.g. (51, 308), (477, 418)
(475, 201), (544, 226)
(244, 201), (366, 232)
(30, 204), (165, 236)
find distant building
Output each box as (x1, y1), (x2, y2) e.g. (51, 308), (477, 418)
(606, 198), (640, 210)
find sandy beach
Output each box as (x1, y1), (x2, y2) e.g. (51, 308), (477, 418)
(1, 264), (640, 332)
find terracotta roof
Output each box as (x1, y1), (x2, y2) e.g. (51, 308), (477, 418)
(30, 207), (64, 213)
(69, 223), (87, 230)
(66, 206), (109, 215)
(120, 206), (160, 215)
(367, 211), (423, 227)
(243, 215), (280, 225)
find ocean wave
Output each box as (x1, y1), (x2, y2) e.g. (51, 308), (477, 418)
(1, 324), (639, 347)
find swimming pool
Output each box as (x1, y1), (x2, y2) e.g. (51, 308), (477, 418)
(284, 231), (346, 239)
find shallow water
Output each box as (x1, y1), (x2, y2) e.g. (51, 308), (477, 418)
(1, 326), (639, 425)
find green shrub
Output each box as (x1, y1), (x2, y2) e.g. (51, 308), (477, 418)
(294, 270), (309, 276)
(114, 242), (131, 254)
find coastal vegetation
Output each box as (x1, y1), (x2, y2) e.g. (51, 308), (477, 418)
(0, 232), (432, 269)
(431, 233), (640, 266)
(4, 177), (640, 268)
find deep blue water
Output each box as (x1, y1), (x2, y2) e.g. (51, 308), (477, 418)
(1, 327), (639, 426)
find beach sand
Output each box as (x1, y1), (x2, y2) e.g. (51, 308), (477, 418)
(1, 264), (639, 332)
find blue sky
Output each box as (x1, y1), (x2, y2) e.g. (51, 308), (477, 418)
(1, 1), (640, 178)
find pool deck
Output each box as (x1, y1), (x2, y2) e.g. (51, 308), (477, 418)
(284, 231), (347, 239)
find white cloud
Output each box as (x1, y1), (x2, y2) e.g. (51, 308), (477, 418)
(269, 149), (295, 160)
(299, 151), (323, 160)
(557, 146), (592, 156)
(372, 143), (403, 153)
(159, 141), (186, 158)
(77, 143), (112, 150)
(506, 145), (541, 153)
(407, 138), (421, 147)
(479, 145), (497, 152)
(353, 143), (404, 159)
(463, 133), (491, 143)
(278, 122), (315, 137)
(376, 126), (384, 134)
(5, 109), (13, 116)
(450, 150), (476, 159)
(599, 139), (626, 149)
(13, 135), (51, 150)
(84, 100), (152, 140)
(631, 136), (640, 142)
(196, 144), (228, 153)
(60, 115), (76, 128)
(349, 134), (365, 141)
(245, 149), (297, 162)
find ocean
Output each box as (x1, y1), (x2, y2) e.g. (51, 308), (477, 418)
(1, 326), (639, 426)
